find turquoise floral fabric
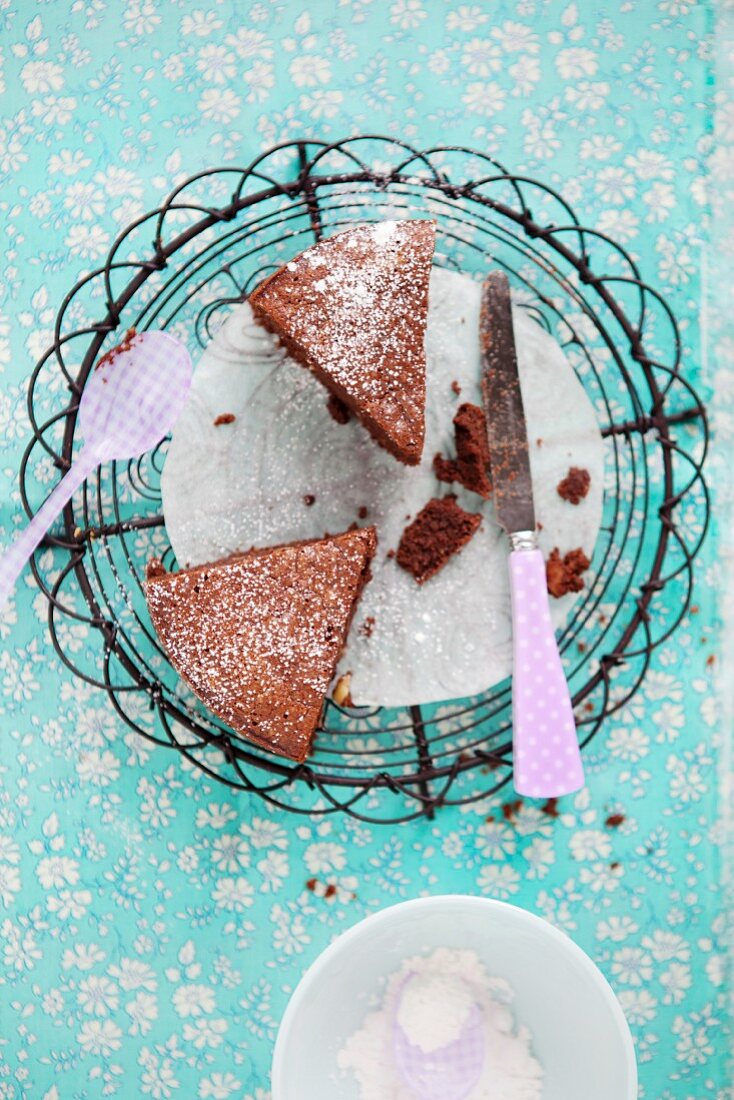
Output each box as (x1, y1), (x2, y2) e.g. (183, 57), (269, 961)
(0, 1), (731, 1098)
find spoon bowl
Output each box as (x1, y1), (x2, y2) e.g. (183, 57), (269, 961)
(79, 329), (193, 460)
(393, 973), (485, 1100)
(0, 329), (193, 609)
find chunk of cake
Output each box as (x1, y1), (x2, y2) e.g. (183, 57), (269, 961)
(556, 466), (591, 505)
(546, 546), (590, 598)
(249, 220), (436, 465)
(396, 496), (482, 585)
(145, 527), (377, 763)
(433, 402), (493, 499)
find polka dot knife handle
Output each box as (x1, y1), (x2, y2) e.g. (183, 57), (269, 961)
(509, 548), (585, 798)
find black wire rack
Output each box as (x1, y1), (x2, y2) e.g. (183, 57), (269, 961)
(20, 136), (709, 823)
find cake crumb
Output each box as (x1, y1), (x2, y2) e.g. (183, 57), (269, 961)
(546, 547), (590, 598)
(386, 549), (396, 560)
(96, 327), (139, 371)
(396, 496), (482, 585)
(213, 412), (236, 427)
(327, 393), (351, 425)
(303, 494), (316, 506)
(605, 813), (625, 828)
(451, 379), (462, 395)
(359, 617), (375, 638)
(433, 403), (492, 499)
(357, 505), (369, 519)
(557, 466), (591, 505)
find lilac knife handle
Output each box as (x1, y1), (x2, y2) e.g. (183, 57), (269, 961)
(509, 548), (585, 798)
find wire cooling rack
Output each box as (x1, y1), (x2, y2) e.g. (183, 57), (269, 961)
(20, 136), (709, 823)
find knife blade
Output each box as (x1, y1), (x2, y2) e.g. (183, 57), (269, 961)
(479, 271), (535, 539)
(479, 270), (585, 800)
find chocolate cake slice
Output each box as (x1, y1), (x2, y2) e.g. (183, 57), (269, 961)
(145, 527), (377, 763)
(249, 220), (436, 465)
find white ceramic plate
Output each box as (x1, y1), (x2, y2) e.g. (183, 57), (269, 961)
(272, 896), (637, 1100)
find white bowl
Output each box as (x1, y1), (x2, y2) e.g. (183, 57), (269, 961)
(272, 895), (637, 1100)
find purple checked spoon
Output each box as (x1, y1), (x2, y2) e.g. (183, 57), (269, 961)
(392, 974), (485, 1100)
(0, 330), (192, 610)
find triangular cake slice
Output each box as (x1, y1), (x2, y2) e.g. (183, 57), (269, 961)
(249, 219), (436, 465)
(146, 527), (377, 763)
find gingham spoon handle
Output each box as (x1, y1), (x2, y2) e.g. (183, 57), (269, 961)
(509, 548), (585, 798)
(0, 445), (102, 610)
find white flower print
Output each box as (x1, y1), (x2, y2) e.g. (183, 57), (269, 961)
(20, 60), (64, 94)
(172, 983), (216, 1018)
(445, 5), (489, 32)
(390, 0), (426, 29)
(569, 830), (612, 861)
(199, 1073), (242, 1099)
(126, 991), (158, 1036)
(462, 81), (506, 117)
(197, 88), (241, 124)
(289, 54), (331, 88)
(556, 46), (598, 79)
(108, 958), (157, 992)
(196, 44), (236, 85)
(180, 10), (223, 37)
(212, 877), (254, 912)
(210, 834), (249, 873)
(476, 862), (521, 898)
(77, 974), (120, 1017)
(462, 38), (502, 77)
(0, 862), (20, 906)
(77, 1018), (122, 1056)
(123, 1), (160, 36)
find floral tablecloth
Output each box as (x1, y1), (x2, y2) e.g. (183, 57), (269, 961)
(0, 2), (731, 1098)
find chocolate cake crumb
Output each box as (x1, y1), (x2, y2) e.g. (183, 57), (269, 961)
(96, 327), (139, 371)
(306, 878), (318, 892)
(451, 379), (462, 395)
(396, 496), (482, 585)
(502, 799), (523, 823)
(324, 884), (338, 899)
(557, 466), (591, 505)
(433, 403), (492, 499)
(303, 494), (316, 506)
(605, 813), (625, 828)
(546, 547), (590, 598)
(536, 438), (543, 447)
(327, 393), (351, 425)
(357, 505), (369, 519)
(213, 413), (236, 427)
(386, 549), (396, 560)
(541, 798), (560, 818)
(146, 558), (166, 580)
(359, 616), (375, 638)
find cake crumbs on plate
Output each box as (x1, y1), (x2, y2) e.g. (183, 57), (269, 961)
(546, 547), (590, 598)
(213, 412), (236, 426)
(557, 465), (591, 504)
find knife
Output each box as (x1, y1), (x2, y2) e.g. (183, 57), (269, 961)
(480, 271), (585, 798)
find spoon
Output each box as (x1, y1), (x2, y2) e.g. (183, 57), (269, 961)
(392, 973), (485, 1100)
(0, 330), (193, 610)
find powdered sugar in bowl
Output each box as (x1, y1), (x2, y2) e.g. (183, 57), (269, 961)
(272, 896), (637, 1100)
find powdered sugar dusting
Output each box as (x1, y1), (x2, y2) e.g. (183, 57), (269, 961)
(337, 947), (544, 1099)
(249, 219), (436, 464)
(145, 527), (376, 761)
(161, 268), (605, 707)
